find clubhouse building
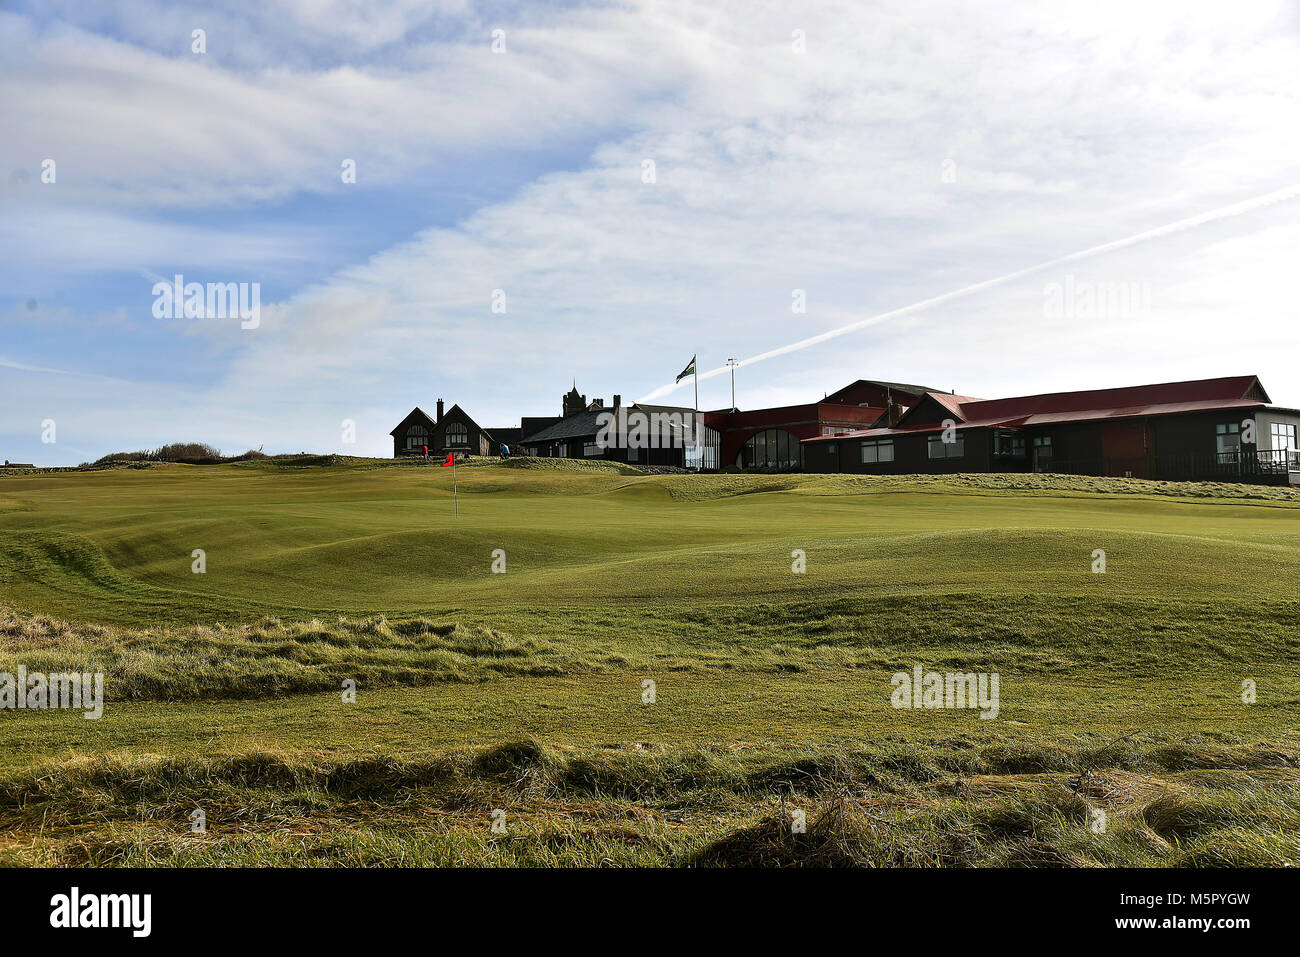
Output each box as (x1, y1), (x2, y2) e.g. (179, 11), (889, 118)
(804, 375), (1300, 485)
(392, 374), (1300, 485)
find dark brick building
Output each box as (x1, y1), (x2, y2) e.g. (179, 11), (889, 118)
(701, 379), (939, 469)
(389, 399), (516, 457)
(802, 375), (1300, 485)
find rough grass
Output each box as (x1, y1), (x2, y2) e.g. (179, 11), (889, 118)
(4, 590), (1298, 701)
(1, 739), (1296, 867)
(0, 609), (579, 699)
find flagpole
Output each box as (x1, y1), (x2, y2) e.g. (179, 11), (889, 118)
(693, 354), (699, 470)
(452, 453), (458, 516)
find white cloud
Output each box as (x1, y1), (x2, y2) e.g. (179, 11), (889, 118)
(4, 0), (1300, 463)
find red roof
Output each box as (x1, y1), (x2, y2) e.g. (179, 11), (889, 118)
(916, 391), (982, 422)
(803, 375), (1269, 443)
(960, 375), (1266, 420)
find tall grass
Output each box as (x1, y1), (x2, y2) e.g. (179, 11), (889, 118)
(2, 739), (1295, 867)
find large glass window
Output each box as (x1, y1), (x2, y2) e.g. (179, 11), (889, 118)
(445, 423), (469, 447)
(405, 424), (429, 450)
(736, 429), (800, 469)
(688, 423), (721, 470)
(1269, 422), (1296, 450)
(860, 439), (894, 464)
(928, 434), (965, 459)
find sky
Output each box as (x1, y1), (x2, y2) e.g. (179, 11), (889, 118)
(2, 0), (1299, 465)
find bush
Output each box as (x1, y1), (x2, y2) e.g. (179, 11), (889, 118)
(91, 443), (224, 466)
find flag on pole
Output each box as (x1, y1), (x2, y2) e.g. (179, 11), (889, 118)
(442, 452), (459, 515)
(676, 355), (697, 383)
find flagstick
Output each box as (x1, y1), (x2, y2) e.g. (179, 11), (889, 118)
(693, 356), (699, 470)
(452, 454), (459, 517)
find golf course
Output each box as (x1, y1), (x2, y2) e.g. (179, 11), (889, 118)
(1, 457), (1297, 866)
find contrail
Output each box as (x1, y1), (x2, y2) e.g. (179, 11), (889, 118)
(638, 183), (1300, 402)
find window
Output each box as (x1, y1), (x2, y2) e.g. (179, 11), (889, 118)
(822, 426), (852, 436)
(1031, 435), (1052, 472)
(994, 430), (1025, 457)
(627, 445), (639, 463)
(688, 422), (722, 470)
(1215, 422), (1240, 461)
(928, 435), (964, 459)
(860, 439), (894, 464)
(583, 441), (601, 457)
(736, 429), (800, 469)
(558, 442), (569, 458)
(405, 424), (429, 450)
(445, 422), (468, 447)
(1270, 422), (1297, 451)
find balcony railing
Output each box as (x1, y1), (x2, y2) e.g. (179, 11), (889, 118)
(1039, 448), (1299, 485)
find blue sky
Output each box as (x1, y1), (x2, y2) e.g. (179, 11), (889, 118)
(3, 0), (1300, 464)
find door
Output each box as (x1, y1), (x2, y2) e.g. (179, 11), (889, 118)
(1100, 420), (1150, 477)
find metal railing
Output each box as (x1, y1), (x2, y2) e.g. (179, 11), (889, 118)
(1040, 449), (1299, 485)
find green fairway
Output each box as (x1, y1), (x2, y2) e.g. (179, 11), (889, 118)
(1, 459), (1298, 866)
(5, 459), (1300, 627)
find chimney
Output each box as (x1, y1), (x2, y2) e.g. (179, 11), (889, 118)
(613, 394), (621, 408)
(436, 398), (444, 422)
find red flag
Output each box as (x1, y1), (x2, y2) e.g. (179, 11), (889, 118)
(441, 453), (454, 468)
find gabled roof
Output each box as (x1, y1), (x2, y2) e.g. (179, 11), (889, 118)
(893, 391), (983, 427)
(822, 379), (945, 404)
(441, 403), (496, 442)
(804, 375), (1272, 443)
(389, 406), (437, 436)
(391, 403), (493, 439)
